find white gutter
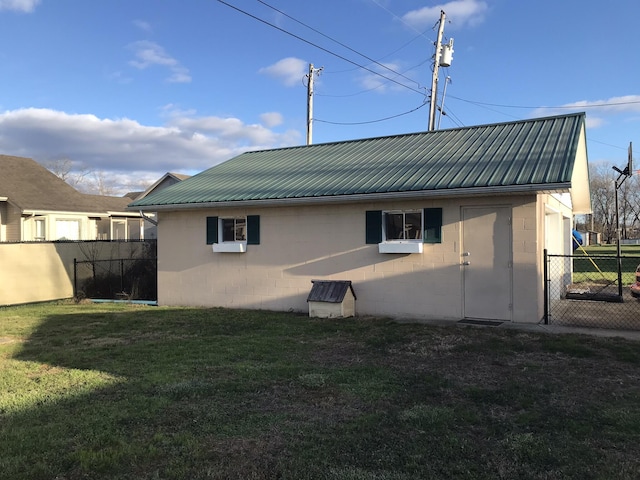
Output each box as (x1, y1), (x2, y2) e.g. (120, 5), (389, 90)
(134, 183), (572, 212)
(106, 210), (145, 217)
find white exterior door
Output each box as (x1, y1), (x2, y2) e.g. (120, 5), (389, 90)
(462, 206), (512, 321)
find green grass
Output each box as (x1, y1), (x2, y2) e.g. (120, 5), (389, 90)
(1, 302), (640, 479)
(579, 244), (640, 255)
(567, 245), (640, 284)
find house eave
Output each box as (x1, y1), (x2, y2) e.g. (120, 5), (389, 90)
(106, 210), (143, 217)
(20, 208), (140, 217)
(134, 183), (572, 212)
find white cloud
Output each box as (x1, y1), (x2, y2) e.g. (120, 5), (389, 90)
(259, 57), (308, 87)
(531, 95), (640, 129)
(0, 0), (39, 12)
(128, 40), (192, 84)
(260, 112), (283, 128)
(402, 0), (488, 29)
(357, 61), (411, 93)
(0, 108), (301, 193)
(160, 103), (197, 119)
(107, 70), (133, 85)
(133, 20), (152, 32)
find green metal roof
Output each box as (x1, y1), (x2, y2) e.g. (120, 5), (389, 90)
(130, 113), (586, 209)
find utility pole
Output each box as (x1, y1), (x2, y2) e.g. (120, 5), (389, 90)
(612, 142), (633, 299)
(428, 10), (446, 131)
(306, 63), (322, 145)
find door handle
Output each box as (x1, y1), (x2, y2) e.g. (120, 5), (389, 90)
(462, 261), (471, 266)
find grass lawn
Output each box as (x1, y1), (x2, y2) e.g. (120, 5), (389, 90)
(569, 245), (640, 284)
(1, 303), (640, 479)
(580, 244), (640, 255)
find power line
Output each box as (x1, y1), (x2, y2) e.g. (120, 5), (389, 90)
(589, 138), (628, 151)
(449, 95), (640, 110)
(318, 57), (431, 98)
(368, 0), (434, 43)
(216, 0), (426, 96)
(439, 105), (465, 128)
(218, 0), (639, 136)
(315, 101), (428, 125)
(256, 0), (423, 91)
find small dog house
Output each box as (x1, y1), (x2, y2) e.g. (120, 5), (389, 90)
(307, 280), (356, 318)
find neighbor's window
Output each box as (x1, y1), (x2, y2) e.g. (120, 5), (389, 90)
(34, 218), (46, 241)
(384, 211), (422, 241)
(221, 217), (246, 242)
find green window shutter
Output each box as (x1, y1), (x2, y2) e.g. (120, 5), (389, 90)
(247, 215), (260, 245)
(423, 208), (442, 244)
(365, 210), (382, 244)
(206, 216), (218, 245)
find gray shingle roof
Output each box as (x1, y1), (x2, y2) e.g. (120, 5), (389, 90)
(130, 113), (586, 209)
(0, 154), (131, 213)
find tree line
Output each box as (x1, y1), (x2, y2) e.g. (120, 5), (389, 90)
(581, 161), (639, 243)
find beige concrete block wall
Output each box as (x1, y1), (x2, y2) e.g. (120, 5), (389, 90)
(512, 198), (541, 322)
(0, 241), (153, 306)
(0, 243), (74, 305)
(158, 194), (542, 322)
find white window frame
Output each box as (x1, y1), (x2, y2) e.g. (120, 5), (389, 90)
(379, 210), (424, 254)
(34, 217), (46, 241)
(213, 217), (247, 253)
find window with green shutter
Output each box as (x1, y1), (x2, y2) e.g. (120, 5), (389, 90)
(206, 216), (218, 245)
(365, 210), (382, 244)
(365, 207), (443, 252)
(423, 208), (442, 244)
(207, 215), (260, 251)
(247, 215), (260, 245)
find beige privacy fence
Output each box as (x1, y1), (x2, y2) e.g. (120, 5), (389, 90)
(0, 241), (154, 306)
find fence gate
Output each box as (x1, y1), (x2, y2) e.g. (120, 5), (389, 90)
(544, 250), (640, 330)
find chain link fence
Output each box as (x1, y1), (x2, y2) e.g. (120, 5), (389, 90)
(74, 257), (157, 301)
(545, 251), (640, 330)
(72, 240), (157, 302)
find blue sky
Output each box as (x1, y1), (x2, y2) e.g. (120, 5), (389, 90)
(0, 0), (639, 193)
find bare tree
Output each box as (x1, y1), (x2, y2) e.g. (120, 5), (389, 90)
(589, 160), (640, 243)
(44, 158), (91, 188)
(622, 174), (640, 238)
(45, 156), (158, 197)
(589, 162), (617, 243)
(87, 171), (119, 196)
(45, 159), (126, 196)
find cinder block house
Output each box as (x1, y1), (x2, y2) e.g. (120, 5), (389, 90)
(130, 113), (591, 323)
(0, 155), (143, 242)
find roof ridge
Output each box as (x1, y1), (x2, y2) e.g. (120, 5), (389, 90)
(241, 112), (586, 155)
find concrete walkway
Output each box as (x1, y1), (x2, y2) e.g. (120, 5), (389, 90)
(398, 317), (640, 341)
(500, 321), (640, 340)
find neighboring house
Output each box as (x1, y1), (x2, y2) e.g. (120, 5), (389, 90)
(0, 154), (144, 242)
(127, 172), (191, 239)
(130, 113), (592, 323)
